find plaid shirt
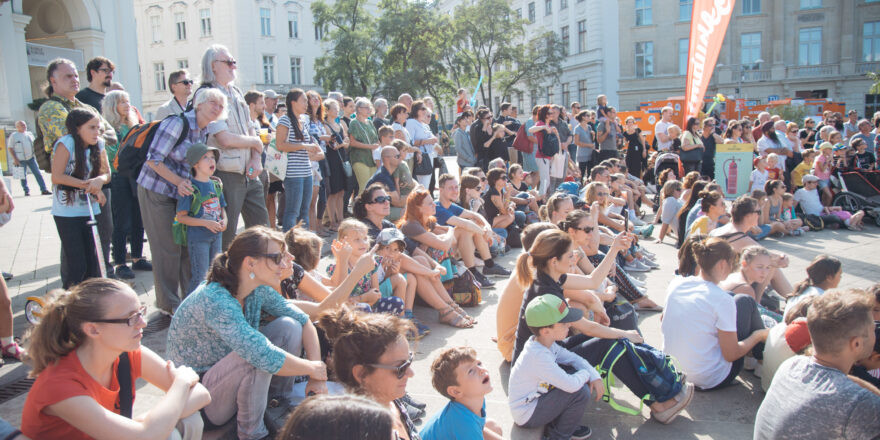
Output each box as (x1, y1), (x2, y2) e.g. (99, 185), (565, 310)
(137, 110), (207, 198)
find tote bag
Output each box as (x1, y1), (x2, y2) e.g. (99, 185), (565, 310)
(264, 139), (289, 180)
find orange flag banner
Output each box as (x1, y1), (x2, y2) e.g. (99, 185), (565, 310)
(684, 0), (735, 122)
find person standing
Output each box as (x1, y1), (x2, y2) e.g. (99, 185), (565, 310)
(194, 45), (269, 250)
(701, 118), (724, 179)
(263, 89), (280, 127)
(155, 70), (193, 120)
(275, 89), (321, 231)
(75, 57), (114, 113)
(680, 117), (705, 174)
(622, 116), (646, 179)
(349, 98), (381, 195)
(7, 121), (51, 196)
(595, 106), (620, 163)
(654, 106), (675, 152)
(373, 98), (389, 131)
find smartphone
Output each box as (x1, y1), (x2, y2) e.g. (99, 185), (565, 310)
(622, 207), (629, 231)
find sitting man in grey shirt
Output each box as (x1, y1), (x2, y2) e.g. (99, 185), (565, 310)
(755, 289), (880, 440)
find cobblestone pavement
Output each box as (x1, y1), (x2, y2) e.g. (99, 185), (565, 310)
(1, 170), (879, 439)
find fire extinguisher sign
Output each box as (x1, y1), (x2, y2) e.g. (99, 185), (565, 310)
(714, 143), (755, 199)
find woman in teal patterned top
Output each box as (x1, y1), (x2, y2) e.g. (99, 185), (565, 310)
(166, 226), (327, 440)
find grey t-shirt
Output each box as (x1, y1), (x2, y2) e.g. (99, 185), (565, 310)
(754, 356), (880, 440)
(574, 124), (594, 162)
(597, 120), (618, 151)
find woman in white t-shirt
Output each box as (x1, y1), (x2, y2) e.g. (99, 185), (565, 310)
(661, 237), (769, 390)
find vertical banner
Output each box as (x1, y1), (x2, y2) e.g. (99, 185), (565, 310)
(684, 0), (735, 123)
(714, 143), (753, 199)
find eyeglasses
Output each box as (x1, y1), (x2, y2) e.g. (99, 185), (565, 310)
(97, 68), (114, 74)
(573, 225), (595, 234)
(371, 195), (392, 204)
(215, 59), (238, 66)
(370, 352), (414, 379)
(92, 305), (147, 327)
(260, 252), (290, 265)
(597, 192), (609, 196)
(176, 79), (194, 86)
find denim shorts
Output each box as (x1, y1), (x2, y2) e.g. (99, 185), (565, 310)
(748, 224), (772, 241)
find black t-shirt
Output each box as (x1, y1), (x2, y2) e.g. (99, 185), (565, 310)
(497, 115), (521, 148)
(856, 152), (876, 169)
(701, 132), (717, 162)
(623, 129), (643, 160)
(365, 218), (396, 241)
(372, 116), (388, 131)
(512, 271), (568, 364)
(799, 128), (817, 149)
(75, 88), (105, 113)
(471, 122), (492, 161)
(482, 187), (502, 226)
(514, 181), (529, 192)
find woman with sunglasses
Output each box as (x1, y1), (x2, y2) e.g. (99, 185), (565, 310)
(21, 278), (210, 440)
(167, 226), (328, 440)
(318, 306), (421, 440)
(723, 121), (744, 144)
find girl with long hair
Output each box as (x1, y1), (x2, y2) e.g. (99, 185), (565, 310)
(680, 117), (705, 173)
(276, 89), (322, 231)
(784, 255), (842, 319)
(675, 180), (709, 248)
(304, 90), (329, 237)
(323, 98), (350, 231)
(21, 278), (209, 439)
(51, 108), (111, 288)
(719, 246), (783, 322)
(687, 190), (726, 237)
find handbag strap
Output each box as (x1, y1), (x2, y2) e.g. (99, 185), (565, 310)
(117, 352), (133, 418)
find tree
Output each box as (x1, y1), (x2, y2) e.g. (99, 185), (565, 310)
(769, 104), (808, 123)
(868, 71), (880, 95)
(311, 0), (384, 97)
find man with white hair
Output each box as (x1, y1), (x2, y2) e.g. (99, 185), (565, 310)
(373, 98), (389, 130)
(193, 45), (268, 250)
(398, 93), (413, 110)
(366, 146), (405, 220)
(752, 112), (771, 141)
(263, 89), (280, 127)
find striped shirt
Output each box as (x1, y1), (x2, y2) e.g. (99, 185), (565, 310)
(277, 114), (313, 178)
(137, 110), (208, 198)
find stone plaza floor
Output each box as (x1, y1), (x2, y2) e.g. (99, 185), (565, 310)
(1, 168), (879, 439)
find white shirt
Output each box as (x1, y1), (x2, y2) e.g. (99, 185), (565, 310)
(405, 119), (436, 160)
(793, 187), (823, 217)
(661, 276), (737, 389)
(762, 320), (801, 392)
(508, 336), (599, 425)
(655, 120), (673, 151)
(750, 169), (769, 193)
(7, 131), (35, 161)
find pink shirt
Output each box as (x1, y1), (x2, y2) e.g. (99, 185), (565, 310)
(813, 154), (831, 180)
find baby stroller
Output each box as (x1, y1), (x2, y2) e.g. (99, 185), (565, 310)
(830, 167), (880, 227)
(654, 152), (684, 183)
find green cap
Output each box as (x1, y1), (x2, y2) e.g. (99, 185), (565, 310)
(185, 142), (220, 169)
(525, 294), (583, 327)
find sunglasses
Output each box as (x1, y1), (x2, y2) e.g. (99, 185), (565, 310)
(176, 79), (194, 86)
(573, 225), (595, 234)
(92, 305), (147, 327)
(370, 352), (414, 379)
(260, 252), (288, 265)
(215, 59), (237, 66)
(371, 195), (392, 204)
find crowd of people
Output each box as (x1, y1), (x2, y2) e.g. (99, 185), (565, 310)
(2, 42), (880, 439)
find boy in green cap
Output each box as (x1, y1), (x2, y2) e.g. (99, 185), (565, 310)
(508, 294), (604, 440)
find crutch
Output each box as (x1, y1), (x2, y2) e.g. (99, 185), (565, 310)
(83, 191), (107, 278)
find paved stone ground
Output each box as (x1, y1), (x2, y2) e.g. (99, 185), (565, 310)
(1, 168), (879, 439)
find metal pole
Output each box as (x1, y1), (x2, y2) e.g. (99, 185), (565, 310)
(85, 192), (107, 278)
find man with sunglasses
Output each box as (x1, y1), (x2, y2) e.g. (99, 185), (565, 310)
(366, 146), (405, 220)
(76, 56), (115, 113)
(156, 70), (194, 119)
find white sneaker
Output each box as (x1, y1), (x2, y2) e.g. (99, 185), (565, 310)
(623, 261), (651, 273)
(630, 216), (646, 227)
(753, 362), (763, 378)
(744, 356), (758, 371)
(640, 258), (660, 269)
(640, 248), (657, 258)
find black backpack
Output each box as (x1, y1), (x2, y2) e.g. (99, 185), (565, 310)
(116, 114), (189, 179)
(540, 131), (560, 157)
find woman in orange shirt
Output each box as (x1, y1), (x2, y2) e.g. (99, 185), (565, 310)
(21, 278), (210, 440)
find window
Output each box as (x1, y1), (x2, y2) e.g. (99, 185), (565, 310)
(260, 8), (272, 36)
(577, 20), (586, 53)
(547, 86), (554, 105)
(288, 12), (299, 38)
(867, 94), (880, 118)
(798, 27), (822, 65)
(742, 0), (760, 15)
(635, 0), (652, 26)
(679, 0), (692, 21)
(545, 0), (551, 15)
(530, 90), (537, 108)
(517, 92), (523, 111)
(865, 21), (880, 61)
(153, 62), (166, 91)
(800, 0), (821, 9)
(528, 2), (535, 23)
(516, 8), (522, 19)
(263, 55), (276, 83)
(578, 80), (587, 106)
(560, 0), (567, 10)
(315, 23), (324, 40)
(175, 12), (186, 40)
(635, 41), (654, 78)
(177, 59), (188, 69)
(560, 26), (570, 56)
(679, 38), (689, 75)
(150, 15), (161, 43)
(561, 83), (570, 106)
(741, 32), (761, 67)
(290, 57), (302, 84)
(200, 9), (212, 37)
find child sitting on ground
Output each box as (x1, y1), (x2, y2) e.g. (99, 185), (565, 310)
(326, 219), (406, 316)
(175, 143), (227, 295)
(420, 346), (503, 440)
(508, 294), (602, 440)
(657, 180), (684, 242)
(779, 193), (807, 236)
(761, 297), (814, 392)
(373, 227), (427, 337)
(794, 175), (866, 231)
(375, 126), (394, 169)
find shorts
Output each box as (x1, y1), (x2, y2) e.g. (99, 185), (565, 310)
(817, 179), (830, 190)
(268, 180), (284, 194)
(748, 224), (772, 241)
(831, 210), (852, 222)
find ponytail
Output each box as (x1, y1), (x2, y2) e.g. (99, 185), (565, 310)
(691, 236), (738, 276)
(515, 229), (572, 287)
(792, 255), (841, 297)
(538, 205), (549, 221)
(515, 252), (534, 287)
(206, 226), (286, 296)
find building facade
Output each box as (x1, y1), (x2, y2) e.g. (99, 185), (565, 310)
(0, 0), (142, 127)
(133, 0), (327, 120)
(617, 0), (880, 116)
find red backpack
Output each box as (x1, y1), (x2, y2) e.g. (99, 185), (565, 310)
(512, 124), (533, 154)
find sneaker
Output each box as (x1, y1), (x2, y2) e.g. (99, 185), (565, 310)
(471, 269), (495, 287)
(744, 356), (758, 371)
(753, 362), (763, 378)
(571, 425), (593, 440)
(623, 261), (650, 273)
(640, 248), (656, 258)
(2, 272), (11, 281)
(640, 258), (660, 269)
(115, 265), (136, 279)
(41, 190), (52, 195)
(483, 264), (511, 277)
(790, 228), (803, 236)
(132, 259), (153, 271)
(400, 393), (427, 410)
(105, 265), (118, 279)
(630, 216), (646, 227)
(652, 382), (695, 424)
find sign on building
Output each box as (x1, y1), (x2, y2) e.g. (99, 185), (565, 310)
(26, 43), (85, 69)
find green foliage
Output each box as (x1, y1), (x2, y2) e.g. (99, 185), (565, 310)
(768, 104), (808, 123)
(311, 0), (384, 97)
(869, 72), (880, 95)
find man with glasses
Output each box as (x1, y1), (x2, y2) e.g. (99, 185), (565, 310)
(195, 44), (269, 250)
(156, 70), (193, 119)
(76, 56), (115, 113)
(496, 102), (522, 165)
(366, 146), (405, 220)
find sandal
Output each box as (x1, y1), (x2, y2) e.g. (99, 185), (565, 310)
(1, 340), (24, 361)
(439, 307), (473, 328)
(448, 302), (477, 325)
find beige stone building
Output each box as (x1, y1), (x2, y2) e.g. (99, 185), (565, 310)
(617, 0), (880, 116)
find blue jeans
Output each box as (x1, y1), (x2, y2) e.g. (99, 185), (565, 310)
(18, 157), (48, 194)
(187, 234), (222, 295)
(283, 175), (313, 231)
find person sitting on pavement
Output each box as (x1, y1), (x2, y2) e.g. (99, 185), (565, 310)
(718, 246), (783, 322)
(783, 254), (842, 320)
(794, 174), (866, 231)
(277, 394), (393, 440)
(21, 278), (210, 440)
(754, 289), (880, 439)
(662, 237), (769, 390)
(166, 227), (328, 440)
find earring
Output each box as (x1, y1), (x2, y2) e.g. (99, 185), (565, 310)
(249, 272), (256, 280)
